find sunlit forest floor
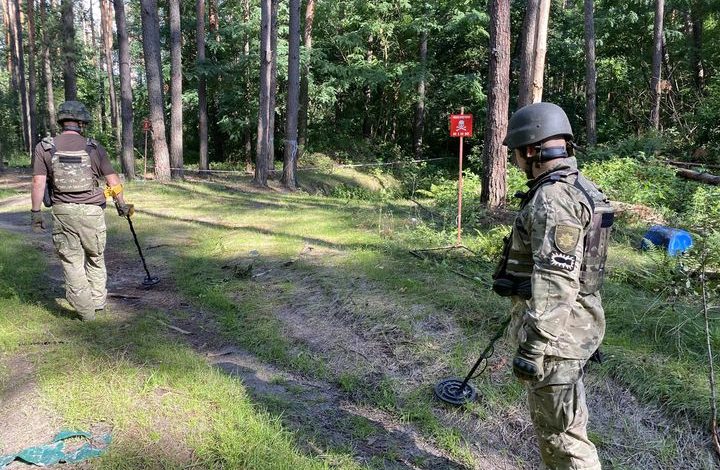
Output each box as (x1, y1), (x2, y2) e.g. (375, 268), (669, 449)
(0, 167), (716, 469)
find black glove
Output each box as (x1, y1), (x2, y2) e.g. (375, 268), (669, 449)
(31, 210), (45, 232)
(513, 324), (549, 382)
(116, 202), (135, 218)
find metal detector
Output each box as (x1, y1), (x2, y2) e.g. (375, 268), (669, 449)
(125, 216), (160, 287)
(434, 316), (511, 406)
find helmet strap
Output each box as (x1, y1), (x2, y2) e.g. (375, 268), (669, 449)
(534, 145), (568, 162)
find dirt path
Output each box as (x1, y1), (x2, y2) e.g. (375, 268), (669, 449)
(0, 173), (471, 469)
(0, 171), (715, 469)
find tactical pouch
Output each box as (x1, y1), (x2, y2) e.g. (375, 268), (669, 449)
(43, 182), (53, 207)
(572, 176), (615, 294)
(492, 234), (532, 300)
(492, 277), (532, 299)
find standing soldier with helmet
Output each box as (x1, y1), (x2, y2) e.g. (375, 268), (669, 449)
(493, 102), (613, 469)
(30, 101), (134, 321)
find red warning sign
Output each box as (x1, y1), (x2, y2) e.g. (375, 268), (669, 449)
(449, 114), (473, 138)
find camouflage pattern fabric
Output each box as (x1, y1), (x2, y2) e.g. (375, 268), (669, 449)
(57, 100), (92, 123)
(508, 158), (605, 360)
(504, 158), (605, 469)
(51, 149), (94, 193)
(52, 203), (107, 319)
(529, 360), (600, 470)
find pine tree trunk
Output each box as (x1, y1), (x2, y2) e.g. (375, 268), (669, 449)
(3, 3), (16, 96)
(481, 0), (510, 209)
(139, 0), (171, 182)
(207, 0), (225, 163)
(40, 0), (56, 135)
(268, 0), (278, 173)
(169, 0), (183, 179)
(243, 0), (253, 172)
(9, 0), (30, 151)
(413, 30), (427, 160)
(531, 0), (550, 103)
(297, 0), (315, 182)
(282, 0), (300, 189)
(25, 0), (38, 146)
(88, 0), (106, 133)
(113, 0), (134, 179)
(100, 0), (120, 151)
(197, 0), (208, 172)
(584, 0), (597, 145)
(650, 0), (664, 130)
(61, 0), (77, 100)
(518, 0), (539, 108)
(255, 0), (272, 186)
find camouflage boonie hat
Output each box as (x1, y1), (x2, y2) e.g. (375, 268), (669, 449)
(57, 101), (92, 124)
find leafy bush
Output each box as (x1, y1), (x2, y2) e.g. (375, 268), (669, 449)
(580, 156), (691, 213)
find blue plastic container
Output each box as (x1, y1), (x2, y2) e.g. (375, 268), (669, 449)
(641, 225), (693, 256)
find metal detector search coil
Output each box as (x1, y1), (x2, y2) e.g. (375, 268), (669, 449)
(433, 317), (511, 406)
(434, 378), (477, 406)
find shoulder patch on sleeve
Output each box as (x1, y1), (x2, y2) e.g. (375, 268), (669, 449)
(548, 251), (577, 271)
(554, 224), (581, 253)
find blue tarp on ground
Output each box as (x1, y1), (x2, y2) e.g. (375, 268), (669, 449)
(0, 429), (111, 469)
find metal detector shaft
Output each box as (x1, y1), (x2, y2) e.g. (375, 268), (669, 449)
(126, 216), (152, 279)
(458, 316), (511, 389)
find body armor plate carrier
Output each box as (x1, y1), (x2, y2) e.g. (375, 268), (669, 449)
(42, 137), (97, 194)
(493, 170), (614, 297)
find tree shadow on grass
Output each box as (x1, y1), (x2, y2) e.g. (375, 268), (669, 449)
(134, 208), (386, 253)
(214, 359), (470, 470)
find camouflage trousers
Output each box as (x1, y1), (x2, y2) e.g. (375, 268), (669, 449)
(507, 299), (601, 469)
(52, 203), (107, 319)
(528, 359), (600, 470)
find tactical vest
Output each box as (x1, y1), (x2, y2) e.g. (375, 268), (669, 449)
(41, 137), (97, 194)
(493, 169), (614, 297)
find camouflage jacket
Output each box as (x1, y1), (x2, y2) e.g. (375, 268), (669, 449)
(510, 158), (605, 360)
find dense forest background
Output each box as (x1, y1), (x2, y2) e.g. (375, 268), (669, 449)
(1, 0), (720, 186)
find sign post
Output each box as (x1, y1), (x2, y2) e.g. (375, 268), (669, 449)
(449, 109), (473, 246)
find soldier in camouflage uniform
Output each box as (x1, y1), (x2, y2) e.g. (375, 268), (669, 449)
(30, 101), (134, 321)
(493, 103), (613, 469)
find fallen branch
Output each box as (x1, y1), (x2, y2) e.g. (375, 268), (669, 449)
(676, 169), (720, 185)
(108, 293), (141, 300)
(157, 319), (192, 335)
(664, 159), (720, 171)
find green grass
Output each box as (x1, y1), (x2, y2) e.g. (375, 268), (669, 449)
(113, 176), (714, 458)
(0, 229), (355, 469)
(0, 187), (21, 199)
(2, 167), (716, 467)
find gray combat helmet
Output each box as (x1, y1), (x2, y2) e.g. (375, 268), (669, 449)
(503, 102), (573, 150)
(57, 100), (92, 124)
